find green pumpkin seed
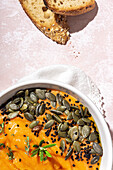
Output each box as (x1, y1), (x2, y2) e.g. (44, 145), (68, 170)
(84, 107), (88, 116)
(73, 141), (81, 152)
(65, 138), (72, 143)
(78, 126), (82, 135)
(8, 108), (15, 113)
(82, 118), (91, 124)
(19, 97), (24, 108)
(56, 93), (63, 105)
(24, 112), (35, 122)
(39, 103), (45, 115)
(25, 90), (29, 97)
(58, 123), (62, 131)
(91, 155), (100, 164)
(89, 132), (97, 141)
(26, 96), (34, 104)
(77, 118), (85, 126)
(60, 140), (65, 152)
(9, 103), (18, 111)
(35, 104), (40, 117)
(72, 112), (79, 122)
(29, 121), (39, 129)
(30, 92), (37, 103)
(15, 90), (24, 97)
(60, 122), (69, 131)
(75, 110), (80, 116)
(56, 106), (66, 112)
(64, 110), (70, 116)
(51, 101), (56, 108)
(13, 97), (21, 104)
(68, 126), (79, 141)
(89, 149), (97, 154)
(67, 112), (73, 120)
(50, 109), (63, 115)
(63, 100), (70, 110)
(78, 135), (84, 142)
(44, 120), (55, 129)
(52, 114), (62, 123)
(35, 89), (46, 100)
(58, 131), (67, 138)
(29, 105), (36, 115)
(46, 114), (53, 121)
(46, 92), (56, 102)
(80, 107), (84, 117)
(7, 111), (19, 119)
(70, 106), (79, 110)
(65, 148), (73, 160)
(20, 103), (28, 112)
(82, 125), (90, 138)
(93, 142), (103, 155)
(6, 101), (12, 110)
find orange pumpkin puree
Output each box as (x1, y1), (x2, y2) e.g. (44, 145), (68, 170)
(0, 89), (101, 170)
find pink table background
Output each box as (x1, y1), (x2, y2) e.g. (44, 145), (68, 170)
(0, 0), (113, 150)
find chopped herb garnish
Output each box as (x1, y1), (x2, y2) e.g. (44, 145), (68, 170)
(11, 134), (15, 136)
(25, 136), (30, 155)
(0, 143), (5, 149)
(0, 122), (4, 134)
(31, 139), (56, 161)
(15, 145), (18, 149)
(7, 147), (15, 160)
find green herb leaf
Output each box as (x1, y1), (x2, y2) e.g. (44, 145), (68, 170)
(31, 140), (56, 161)
(0, 122), (4, 134)
(45, 150), (52, 158)
(25, 136), (30, 155)
(40, 150), (44, 161)
(43, 156), (47, 161)
(39, 139), (45, 147)
(31, 148), (39, 154)
(43, 144), (56, 149)
(15, 145), (18, 149)
(33, 144), (39, 148)
(7, 147), (15, 160)
(11, 134), (15, 136)
(31, 148), (39, 157)
(0, 143), (5, 149)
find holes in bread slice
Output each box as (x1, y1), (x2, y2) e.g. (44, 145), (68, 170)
(40, 20), (45, 23)
(42, 6), (48, 12)
(60, 1), (63, 5)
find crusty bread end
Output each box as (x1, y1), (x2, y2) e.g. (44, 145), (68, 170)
(44, 0), (95, 16)
(19, 0), (70, 44)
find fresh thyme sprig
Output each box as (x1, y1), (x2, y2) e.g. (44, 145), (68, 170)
(25, 136), (31, 155)
(0, 144), (14, 160)
(7, 147), (15, 160)
(31, 139), (56, 161)
(0, 122), (4, 134)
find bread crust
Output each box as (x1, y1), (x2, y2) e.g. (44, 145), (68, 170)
(19, 0), (70, 44)
(44, 0), (95, 16)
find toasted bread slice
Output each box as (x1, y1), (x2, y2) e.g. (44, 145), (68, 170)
(44, 0), (95, 16)
(19, 0), (70, 44)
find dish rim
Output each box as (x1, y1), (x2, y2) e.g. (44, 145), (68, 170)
(0, 80), (112, 170)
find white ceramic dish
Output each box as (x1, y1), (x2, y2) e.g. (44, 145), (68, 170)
(0, 80), (112, 170)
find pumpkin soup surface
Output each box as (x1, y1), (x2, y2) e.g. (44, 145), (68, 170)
(0, 88), (103, 170)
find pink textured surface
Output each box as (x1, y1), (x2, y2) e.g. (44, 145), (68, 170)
(0, 0), (113, 144)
